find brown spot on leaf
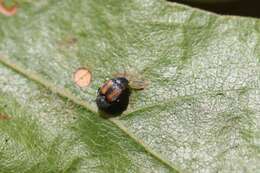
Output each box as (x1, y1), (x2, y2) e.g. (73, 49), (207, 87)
(0, 114), (11, 120)
(0, 0), (17, 16)
(58, 35), (78, 49)
(65, 36), (77, 45)
(73, 68), (92, 87)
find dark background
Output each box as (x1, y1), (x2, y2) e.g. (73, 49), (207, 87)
(169, 0), (260, 18)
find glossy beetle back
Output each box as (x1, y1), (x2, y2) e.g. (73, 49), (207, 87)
(96, 77), (130, 115)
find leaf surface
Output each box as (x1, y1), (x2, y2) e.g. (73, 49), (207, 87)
(0, 0), (259, 172)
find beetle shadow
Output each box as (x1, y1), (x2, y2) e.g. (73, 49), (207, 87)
(98, 111), (123, 119)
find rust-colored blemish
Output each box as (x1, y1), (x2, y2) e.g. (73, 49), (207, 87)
(60, 36), (78, 48)
(0, 0), (17, 16)
(65, 36), (77, 45)
(73, 68), (92, 87)
(58, 35), (77, 49)
(0, 114), (11, 120)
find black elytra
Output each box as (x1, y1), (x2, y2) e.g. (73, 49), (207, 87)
(96, 77), (131, 116)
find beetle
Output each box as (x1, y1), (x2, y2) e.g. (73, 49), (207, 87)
(96, 71), (149, 117)
(96, 77), (131, 115)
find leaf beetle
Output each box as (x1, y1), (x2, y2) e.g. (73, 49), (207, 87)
(96, 72), (149, 117)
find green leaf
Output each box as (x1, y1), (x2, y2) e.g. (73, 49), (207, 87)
(0, 0), (259, 172)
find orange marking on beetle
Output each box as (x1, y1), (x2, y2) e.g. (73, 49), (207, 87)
(106, 89), (122, 102)
(100, 80), (113, 94)
(0, 0), (17, 16)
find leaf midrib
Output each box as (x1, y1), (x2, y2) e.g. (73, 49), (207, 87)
(0, 56), (181, 173)
(2, 55), (259, 173)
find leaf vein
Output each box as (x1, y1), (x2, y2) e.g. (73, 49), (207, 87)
(0, 55), (180, 173)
